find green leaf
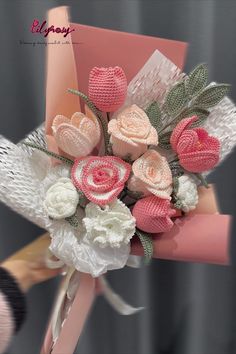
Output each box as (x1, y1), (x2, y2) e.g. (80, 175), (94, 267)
(172, 176), (179, 195)
(186, 63), (208, 97)
(145, 101), (162, 131)
(176, 106), (210, 128)
(136, 229), (153, 264)
(158, 131), (172, 150)
(194, 84), (230, 108)
(165, 81), (186, 115)
(65, 213), (80, 228)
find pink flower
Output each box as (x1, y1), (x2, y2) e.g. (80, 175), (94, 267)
(71, 156), (131, 206)
(127, 149), (173, 200)
(170, 116), (220, 173)
(108, 105), (158, 161)
(52, 112), (101, 158)
(88, 66), (127, 112)
(132, 195), (176, 234)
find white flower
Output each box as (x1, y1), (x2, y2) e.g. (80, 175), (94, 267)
(176, 175), (198, 212)
(44, 177), (79, 219)
(83, 199), (136, 248)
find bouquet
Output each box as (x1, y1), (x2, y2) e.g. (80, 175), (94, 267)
(0, 6), (234, 354)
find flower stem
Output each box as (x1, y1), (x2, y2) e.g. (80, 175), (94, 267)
(23, 142), (74, 165)
(68, 88), (110, 155)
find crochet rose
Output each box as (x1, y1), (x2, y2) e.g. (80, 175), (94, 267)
(83, 199), (136, 248)
(71, 156), (131, 206)
(52, 112), (101, 157)
(170, 116), (220, 173)
(132, 195), (176, 234)
(44, 177), (79, 219)
(127, 149), (173, 200)
(108, 105), (158, 161)
(88, 66), (127, 112)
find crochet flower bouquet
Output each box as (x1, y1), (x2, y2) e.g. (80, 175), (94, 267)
(0, 6), (235, 354)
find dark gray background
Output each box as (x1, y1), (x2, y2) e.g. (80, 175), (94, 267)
(0, 0), (236, 353)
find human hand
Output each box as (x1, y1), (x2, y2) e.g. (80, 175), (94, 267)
(1, 233), (62, 292)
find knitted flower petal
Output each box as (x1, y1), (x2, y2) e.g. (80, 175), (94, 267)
(170, 116), (198, 151)
(179, 150), (220, 172)
(177, 130), (199, 154)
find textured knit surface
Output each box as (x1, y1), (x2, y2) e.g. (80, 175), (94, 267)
(132, 195), (175, 234)
(170, 116), (220, 173)
(0, 292), (14, 354)
(0, 267), (26, 333)
(88, 66), (127, 112)
(52, 112), (101, 158)
(108, 104), (158, 161)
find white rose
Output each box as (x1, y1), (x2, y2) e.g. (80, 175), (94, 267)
(44, 177), (79, 219)
(83, 199), (136, 248)
(176, 175), (198, 212)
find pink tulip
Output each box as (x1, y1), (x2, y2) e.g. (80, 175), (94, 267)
(88, 66), (127, 112)
(132, 195), (176, 234)
(170, 116), (220, 173)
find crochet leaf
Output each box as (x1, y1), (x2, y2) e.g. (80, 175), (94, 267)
(186, 63), (208, 97)
(136, 229), (153, 263)
(165, 81), (186, 116)
(176, 107), (210, 127)
(194, 84), (230, 108)
(158, 131), (172, 149)
(145, 101), (162, 132)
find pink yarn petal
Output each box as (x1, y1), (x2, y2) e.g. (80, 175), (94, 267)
(133, 195), (174, 234)
(176, 129), (199, 154)
(179, 150), (220, 172)
(52, 115), (71, 131)
(170, 116), (198, 151)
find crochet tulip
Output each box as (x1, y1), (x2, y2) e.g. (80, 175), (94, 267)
(52, 112), (101, 158)
(132, 195), (176, 234)
(88, 66), (127, 112)
(170, 116), (220, 173)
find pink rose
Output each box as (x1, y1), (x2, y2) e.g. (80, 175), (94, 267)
(88, 66), (127, 112)
(170, 116), (220, 173)
(52, 112), (101, 158)
(127, 149), (173, 200)
(108, 105), (158, 161)
(71, 156), (131, 206)
(132, 195), (176, 233)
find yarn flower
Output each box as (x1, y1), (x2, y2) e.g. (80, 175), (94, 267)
(127, 149), (173, 200)
(108, 104), (158, 161)
(44, 177), (79, 219)
(170, 116), (220, 173)
(132, 195), (176, 234)
(88, 66), (127, 112)
(175, 175), (198, 212)
(52, 112), (101, 158)
(71, 156), (131, 206)
(83, 199), (136, 248)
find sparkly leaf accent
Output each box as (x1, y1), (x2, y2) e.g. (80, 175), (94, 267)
(194, 84), (230, 109)
(165, 81), (186, 115)
(136, 229), (153, 263)
(186, 63), (208, 97)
